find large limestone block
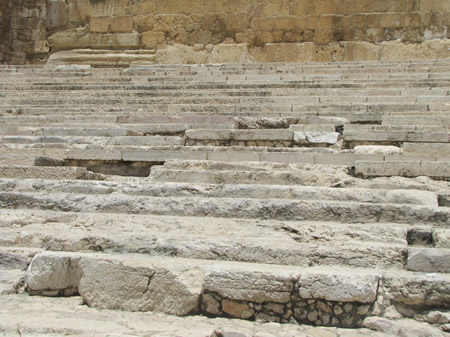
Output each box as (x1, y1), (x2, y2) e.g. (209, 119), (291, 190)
(203, 262), (299, 304)
(142, 31), (166, 49)
(25, 252), (204, 316)
(343, 42), (379, 61)
(298, 270), (379, 303)
(381, 271), (450, 307)
(380, 40), (450, 61)
(407, 248), (450, 273)
(294, 131), (340, 145)
(47, 0), (68, 30)
(25, 252), (81, 296)
(90, 33), (140, 49)
(354, 146), (401, 156)
(79, 256), (203, 316)
(434, 230), (450, 248)
(403, 143), (450, 159)
(208, 44), (249, 63)
(48, 27), (90, 50)
(91, 16), (133, 33)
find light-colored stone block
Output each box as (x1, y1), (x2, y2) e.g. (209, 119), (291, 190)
(91, 16), (133, 33)
(90, 33), (140, 49)
(407, 248), (450, 273)
(298, 271), (378, 303)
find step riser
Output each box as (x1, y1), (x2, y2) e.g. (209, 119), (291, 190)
(25, 251), (450, 327)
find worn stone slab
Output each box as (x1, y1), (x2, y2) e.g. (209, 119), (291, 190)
(0, 209), (408, 269)
(294, 131), (340, 145)
(403, 143), (450, 159)
(290, 124), (336, 132)
(0, 190), (447, 225)
(355, 161), (421, 178)
(0, 166), (91, 180)
(123, 149), (208, 161)
(344, 131), (450, 144)
(185, 129), (293, 141)
(298, 270), (378, 303)
(407, 248), (450, 273)
(26, 251), (204, 316)
(1, 178), (437, 207)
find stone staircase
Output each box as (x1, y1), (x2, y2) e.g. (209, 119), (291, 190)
(0, 59), (449, 337)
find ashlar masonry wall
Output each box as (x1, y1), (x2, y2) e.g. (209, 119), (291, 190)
(3, 0), (450, 64)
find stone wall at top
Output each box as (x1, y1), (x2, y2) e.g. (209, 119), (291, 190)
(3, 0), (450, 64)
(0, 0), (48, 64)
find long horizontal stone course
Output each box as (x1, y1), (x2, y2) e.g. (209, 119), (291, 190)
(403, 143), (450, 160)
(0, 178), (438, 207)
(382, 115), (450, 126)
(355, 161), (450, 179)
(24, 251), (450, 326)
(344, 131), (450, 145)
(0, 167), (100, 180)
(0, 191), (447, 225)
(0, 209), (408, 270)
(0, 135), (185, 146)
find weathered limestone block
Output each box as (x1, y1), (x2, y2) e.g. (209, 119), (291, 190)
(343, 42), (379, 61)
(48, 26), (90, 50)
(354, 146), (401, 156)
(90, 33), (140, 49)
(381, 272), (450, 308)
(298, 271), (378, 303)
(407, 248), (450, 273)
(363, 317), (447, 337)
(91, 16), (133, 33)
(142, 31), (166, 49)
(434, 230), (450, 248)
(379, 40), (450, 61)
(403, 143), (450, 159)
(78, 256), (203, 315)
(294, 131), (340, 145)
(208, 44), (248, 63)
(203, 263), (298, 304)
(25, 252), (204, 316)
(25, 252), (81, 296)
(47, 0), (68, 30)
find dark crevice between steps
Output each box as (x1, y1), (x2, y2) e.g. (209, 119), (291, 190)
(34, 156), (164, 177)
(407, 228), (433, 247)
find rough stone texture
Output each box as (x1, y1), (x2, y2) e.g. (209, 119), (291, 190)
(363, 317), (447, 337)
(2, 0), (450, 64)
(26, 252), (204, 316)
(0, 294), (403, 337)
(298, 271), (378, 303)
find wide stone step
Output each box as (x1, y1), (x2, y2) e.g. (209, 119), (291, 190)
(0, 135), (186, 146)
(0, 178), (438, 207)
(23, 250), (450, 327)
(0, 190), (447, 225)
(355, 161), (450, 179)
(0, 209), (408, 270)
(344, 130), (449, 147)
(0, 166), (102, 180)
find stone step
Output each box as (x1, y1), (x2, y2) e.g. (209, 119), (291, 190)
(0, 190), (447, 225)
(23, 250), (450, 327)
(403, 143), (450, 160)
(343, 130), (450, 147)
(355, 161), (450, 179)
(0, 135), (186, 146)
(0, 209), (408, 270)
(382, 115), (450, 126)
(149, 160), (450, 194)
(0, 178), (438, 207)
(2, 294), (416, 337)
(0, 166), (103, 180)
